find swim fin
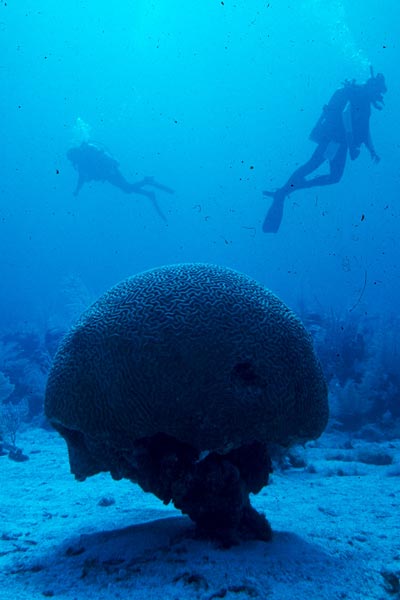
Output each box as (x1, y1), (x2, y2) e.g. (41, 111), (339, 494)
(262, 193), (285, 233)
(150, 194), (168, 224)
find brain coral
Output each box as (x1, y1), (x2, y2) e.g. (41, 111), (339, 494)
(45, 263), (328, 543)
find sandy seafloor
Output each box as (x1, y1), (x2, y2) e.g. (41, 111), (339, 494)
(1, 427), (399, 600)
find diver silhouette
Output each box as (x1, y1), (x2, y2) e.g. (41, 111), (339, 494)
(262, 68), (387, 233)
(67, 142), (173, 223)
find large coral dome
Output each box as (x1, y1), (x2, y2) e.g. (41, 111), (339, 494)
(45, 263), (328, 542)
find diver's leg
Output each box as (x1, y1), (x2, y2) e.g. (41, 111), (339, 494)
(114, 176), (156, 191)
(73, 173), (87, 196)
(261, 144), (328, 233)
(290, 144), (347, 189)
(279, 144), (329, 194)
(107, 169), (146, 193)
(328, 143), (347, 183)
(107, 169), (169, 221)
(130, 178), (148, 187)
(108, 171), (174, 197)
(141, 177), (175, 194)
(263, 144), (327, 199)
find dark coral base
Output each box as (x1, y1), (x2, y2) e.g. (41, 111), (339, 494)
(120, 434), (273, 546)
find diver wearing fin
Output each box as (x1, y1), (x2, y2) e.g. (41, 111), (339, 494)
(67, 142), (174, 223)
(262, 68), (387, 233)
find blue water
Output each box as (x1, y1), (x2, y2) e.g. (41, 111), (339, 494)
(1, 6), (400, 595)
(0, 1), (398, 325)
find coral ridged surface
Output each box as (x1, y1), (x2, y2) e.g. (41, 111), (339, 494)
(45, 263), (328, 542)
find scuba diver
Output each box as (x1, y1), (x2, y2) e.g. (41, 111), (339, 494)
(67, 141), (174, 223)
(262, 68), (387, 233)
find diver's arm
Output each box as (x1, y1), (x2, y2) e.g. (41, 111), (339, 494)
(73, 172), (86, 196)
(365, 131), (380, 163)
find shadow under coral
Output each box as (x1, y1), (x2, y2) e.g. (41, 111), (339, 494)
(8, 516), (339, 598)
(61, 429), (274, 546)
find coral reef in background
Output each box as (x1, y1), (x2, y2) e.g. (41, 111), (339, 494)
(0, 371), (14, 403)
(0, 329), (51, 418)
(0, 370), (29, 460)
(303, 310), (400, 434)
(0, 275), (92, 420)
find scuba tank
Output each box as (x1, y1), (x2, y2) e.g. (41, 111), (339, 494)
(309, 106), (329, 143)
(309, 83), (353, 144)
